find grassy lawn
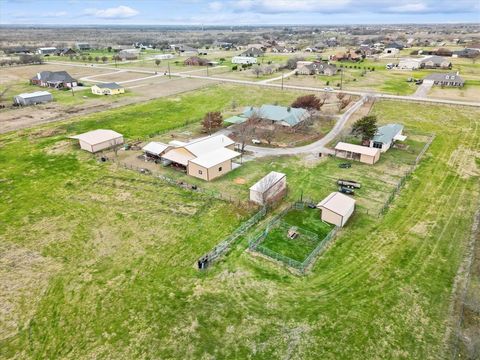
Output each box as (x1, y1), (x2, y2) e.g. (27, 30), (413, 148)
(0, 84), (479, 359)
(259, 209), (334, 263)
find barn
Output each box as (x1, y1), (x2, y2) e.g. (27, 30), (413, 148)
(317, 192), (355, 227)
(13, 91), (53, 106)
(334, 142), (380, 165)
(70, 129), (124, 153)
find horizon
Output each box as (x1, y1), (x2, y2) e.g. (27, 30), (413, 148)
(1, 0), (479, 26)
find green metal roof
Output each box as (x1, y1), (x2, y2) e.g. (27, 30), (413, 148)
(241, 104), (308, 127)
(372, 124), (404, 144)
(224, 115), (247, 124)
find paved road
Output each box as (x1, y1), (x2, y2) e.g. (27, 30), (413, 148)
(173, 72), (480, 108)
(412, 81), (433, 98)
(258, 70), (297, 84)
(242, 96), (366, 157)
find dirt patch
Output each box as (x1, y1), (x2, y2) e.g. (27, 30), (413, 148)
(234, 178), (246, 184)
(448, 147), (480, 179)
(0, 242), (61, 341)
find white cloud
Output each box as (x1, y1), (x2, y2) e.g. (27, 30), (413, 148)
(84, 5), (139, 19)
(42, 11), (68, 17)
(231, 0), (352, 13)
(386, 3), (428, 13)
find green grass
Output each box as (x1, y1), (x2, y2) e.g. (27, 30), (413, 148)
(0, 86), (479, 359)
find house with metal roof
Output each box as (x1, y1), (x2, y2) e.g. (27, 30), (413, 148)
(91, 82), (125, 95)
(70, 129), (124, 153)
(369, 124), (406, 153)
(161, 135), (240, 181)
(225, 104), (309, 127)
(240, 47), (264, 57)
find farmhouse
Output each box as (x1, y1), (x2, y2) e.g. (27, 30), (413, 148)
(76, 42), (91, 50)
(249, 172), (287, 205)
(118, 49), (140, 60)
(56, 48), (77, 56)
(397, 58), (423, 70)
(171, 44), (198, 55)
(369, 124), (406, 152)
(161, 135), (241, 181)
(240, 47), (264, 57)
(13, 91), (53, 106)
(421, 55), (451, 69)
(184, 56), (209, 66)
(30, 71), (77, 88)
(36, 47), (57, 55)
(70, 129), (124, 153)
(423, 73), (465, 87)
(334, 142), (381, 164)
(236, 104), (310, 127)
(91, 83), (125, 95)
(452, 48), (479, 58)
(232, 56), (257, 64)
(317, 192), (355, 227)
(296, 61), (338, 76)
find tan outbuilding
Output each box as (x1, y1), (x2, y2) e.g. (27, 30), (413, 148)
(249, 171), (287, 205)
(317, 192), (356, 227)
(334, 142), (380, 165)
(70, 129), (123, 153)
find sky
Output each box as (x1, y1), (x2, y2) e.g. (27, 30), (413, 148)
(0, 0), (479, 26)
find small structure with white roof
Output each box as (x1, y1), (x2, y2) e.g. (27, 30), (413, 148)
(70, 129), (124, 153)
(317, 192), (355, 227)
(13, 91), (53, 106)
(142, 142), (171, 159)
(334, 142), (380, 165)
(369, 124), (406, 152)
(249, 171), (287, 205)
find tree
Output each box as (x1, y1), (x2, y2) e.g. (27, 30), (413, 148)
(338, 96), (351, 111)
(201, 111), (223, 135)
(87, 56), (93, 62)
(252, 66), (263, 78)
(94, 56), (100, 62)
(155, 59), (161, 66)
(101, 56), (108, 63)
(81, 55), (87, 61)
(291, 94), (323, 111)
(337, 92), (346, 100)
(237, 115), (259, 153)
(352, 115), (378, 142)
(285, 56), (304, 70)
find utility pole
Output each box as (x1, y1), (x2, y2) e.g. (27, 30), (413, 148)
(168, 61), (171, 79)
(281, 71), (284, 90)
(206, 64), (209, 76)
(340, 68), (343, 90)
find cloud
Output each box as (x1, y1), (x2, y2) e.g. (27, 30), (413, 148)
(209, 2), (223, 11)
(41, 11), (68, 17)
(231, 0), (352, 14)
(84, 5), (139, 19)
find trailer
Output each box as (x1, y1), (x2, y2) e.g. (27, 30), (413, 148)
(337, 179), (361, 189)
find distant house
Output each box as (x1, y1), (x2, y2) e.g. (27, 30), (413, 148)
(171, 44), (198, 56)
(330, 50), (361, 62)
(334, 142), (380, 164)
(76, 43), (91, 50)
(384, 42), (404, 50)
(118, 49), (140, 60)
(184, 56), (209, 66)
(317, 192), (355, 227)
(296, 61), (337, 76)
(397, 58), (423, 70)
(423, 73), (465, 87)
(232, 56), (257, 65)
(383, 47), (400, 55)
(271, 46), (293, 53)
(56, 48), (77, 56)
(70, 129), (124, 153)
(30, 71), (77, 88)
(154, 53), (175, 60)
(36, 47), (57, 55)
(249, 172), (287, 205)
(230, 104), (310, 128)
(452, 48), (480, 58)
(369, 124), (406, 152)
(161, 135), (240, 181)
(91, 83), (125, 95)
(240, 47), (264, 57)
(13, 91), (53, 106)
(421, 55), (451, 69)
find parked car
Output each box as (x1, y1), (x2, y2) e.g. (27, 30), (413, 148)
(338, 163), (352, 168)
(324, 87), (333, 91)
(339, 186), (355, 195)
(251, 139), (261, 144)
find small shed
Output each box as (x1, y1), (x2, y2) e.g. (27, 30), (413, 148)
(142, 142), (171, 158)
(317, 192), (355, 227)
(249, 171), (287, 205)
(70, 129), (124, 153)
(334, 142), (380, 165)
(13, 91), (53, 106)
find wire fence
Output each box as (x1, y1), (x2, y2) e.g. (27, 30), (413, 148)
(248, 202), (339, 274)
(379, 133), (435, 215)
(198, 206), (267, 270)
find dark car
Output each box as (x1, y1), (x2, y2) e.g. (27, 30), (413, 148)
(339, 163), (352, 168)
(339, 186), (355, 195)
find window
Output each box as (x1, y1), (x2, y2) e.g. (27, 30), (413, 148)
(373, 142), (383, 149)
(198, 170), (203, 175)
(218, 167), (223, 172)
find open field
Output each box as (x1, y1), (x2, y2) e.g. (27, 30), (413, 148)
(0, 79), (479, 359)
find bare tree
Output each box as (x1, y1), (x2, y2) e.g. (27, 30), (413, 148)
(252, 66), (263, 78)
(237, 114), (260, 153)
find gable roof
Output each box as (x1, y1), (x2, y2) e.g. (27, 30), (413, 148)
(421, 55), (449, 65)
(241, 47), (264, 56)
(317, 192), (355, 216)
(335, 142), (380, 157)
(184, 134), (235, 157)
(189, 147), (240, 168)
(95, 82), (123, 90)
(70, 129), (123, 145)
(372, 124), (404, 144)
(142, 142), (171, 156)
(242, 104), (308, 127)
(424, 72), (464, 83)
(34, 71), (76, 83)
(250, 171), (286, 192)
(15, 91), (52, 99)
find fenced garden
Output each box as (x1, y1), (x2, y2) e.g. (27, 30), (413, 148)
(249, 203), (338, 274)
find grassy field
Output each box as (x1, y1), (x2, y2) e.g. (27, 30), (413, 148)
(0, 84), (479, 359)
